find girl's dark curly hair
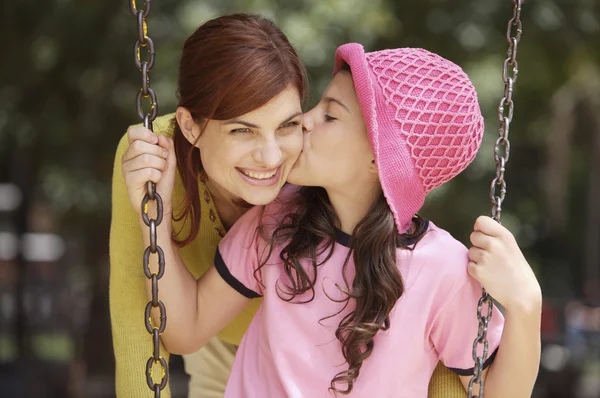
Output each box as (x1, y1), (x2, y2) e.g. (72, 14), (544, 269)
(257, 186), (427, 394)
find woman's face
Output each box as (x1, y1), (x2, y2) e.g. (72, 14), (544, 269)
(196, 86), (303, 205)
(287, 71), (375, 190)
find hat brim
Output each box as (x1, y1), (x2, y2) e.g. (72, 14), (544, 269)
(333, 43), (415, 233)
(333, 43), (379, 164)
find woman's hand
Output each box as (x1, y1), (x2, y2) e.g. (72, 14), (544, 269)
(121, 126), (177, 216)
(467, 216), (542, 314)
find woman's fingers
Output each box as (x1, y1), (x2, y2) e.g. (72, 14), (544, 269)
(121, 131), (177, 215)
(122, 139), (169, 164)
(157, 134), (174, 150)
(124, 168), (163, 186)
(127, 126), (158, 145)
(122, 152), (168, 174)
(157, 135), (177, 166)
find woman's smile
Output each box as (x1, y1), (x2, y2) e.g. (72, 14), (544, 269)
(236, 165), (282, 187)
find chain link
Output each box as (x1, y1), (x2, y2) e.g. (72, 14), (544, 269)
(469, 1), (523, 397)
(130, 0), (168, 395)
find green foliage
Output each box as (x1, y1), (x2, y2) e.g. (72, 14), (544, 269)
(1, 0), (599, 298)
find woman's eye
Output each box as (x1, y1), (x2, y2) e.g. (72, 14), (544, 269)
(281, 121), (300, 129)
(230, 128), (250, 134)
(278, 121), (301, 135)
(325, 114), (337, 122)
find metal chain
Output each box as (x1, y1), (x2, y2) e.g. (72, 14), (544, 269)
(468, 1), (523, 397)
(130, 0), (168, 396)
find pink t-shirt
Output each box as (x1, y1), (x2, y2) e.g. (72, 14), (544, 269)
(215, 193), (504, 397)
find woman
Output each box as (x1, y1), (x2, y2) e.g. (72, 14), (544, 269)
(110, 13), (306, 397)
(125, 43), (542, 397)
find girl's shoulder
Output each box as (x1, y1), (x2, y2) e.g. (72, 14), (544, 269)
(407, 221), (467, 255)
(401, 221), (471, 288)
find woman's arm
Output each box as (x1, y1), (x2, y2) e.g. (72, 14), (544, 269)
(122, 127), (250, 354)
(109, 133), (172, 397)
(459, 216), (542, 398)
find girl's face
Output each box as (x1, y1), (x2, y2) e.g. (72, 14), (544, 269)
(288, 71), (376, 191)
(193, 86), (303, 205)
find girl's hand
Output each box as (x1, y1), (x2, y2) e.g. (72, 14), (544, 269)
(121, 126), (177, 217)
(467, 216), (542, 314)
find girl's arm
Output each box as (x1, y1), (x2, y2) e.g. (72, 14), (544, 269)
(458, 301), (541, 397)
(459, 216), (542, 398)
(141, 216), (250, 354)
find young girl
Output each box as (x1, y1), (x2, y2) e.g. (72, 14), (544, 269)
(131, 44), (542, 397)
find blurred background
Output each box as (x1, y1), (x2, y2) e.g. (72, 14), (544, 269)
(0, 0), (599, 397)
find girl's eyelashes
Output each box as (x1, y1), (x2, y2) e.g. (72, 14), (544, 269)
(325, 114), (337, 122)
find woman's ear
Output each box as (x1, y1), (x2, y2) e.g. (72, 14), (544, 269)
(175, 107), (202, 147)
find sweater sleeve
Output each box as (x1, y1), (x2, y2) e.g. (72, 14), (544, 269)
(109, 130), (172, 398)
(427, 362), (468, 398)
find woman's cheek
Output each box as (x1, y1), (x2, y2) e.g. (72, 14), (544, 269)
(283, 130), (304, 159)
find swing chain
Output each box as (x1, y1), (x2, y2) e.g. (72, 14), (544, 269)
(470, 1), (523, 397)
(491, 0), (522, 224)
(131, 0), (168, 396)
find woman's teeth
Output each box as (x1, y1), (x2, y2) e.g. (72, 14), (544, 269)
(240, 168), (277, 180)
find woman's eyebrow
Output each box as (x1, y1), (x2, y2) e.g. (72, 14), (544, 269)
(279, 111), (303, 125)
(324, 97), (350, 113)
(223, 119), (259, 128)
(223, 111), (302, 129)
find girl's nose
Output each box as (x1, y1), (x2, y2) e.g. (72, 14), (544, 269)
(302, 113), (314, 134)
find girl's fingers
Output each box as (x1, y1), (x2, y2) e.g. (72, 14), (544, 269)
(467, 261), (481, 280)
(473, 215), (504, 238)
(468, 246), (488, 265)
(470, 231), (493, 251)
(127, 126), (158, 145)
(122, 139), (169, 164)
(122, 153), (168, 174)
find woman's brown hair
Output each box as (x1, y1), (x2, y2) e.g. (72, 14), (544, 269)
(173, 13), (307, 246)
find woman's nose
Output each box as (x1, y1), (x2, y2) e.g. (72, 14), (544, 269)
(255, 138), (283, 167)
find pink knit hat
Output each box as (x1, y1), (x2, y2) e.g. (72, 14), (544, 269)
(334, 43), (484, 234)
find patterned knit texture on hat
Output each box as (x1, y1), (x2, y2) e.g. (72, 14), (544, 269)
(366, 49), (483, 194)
